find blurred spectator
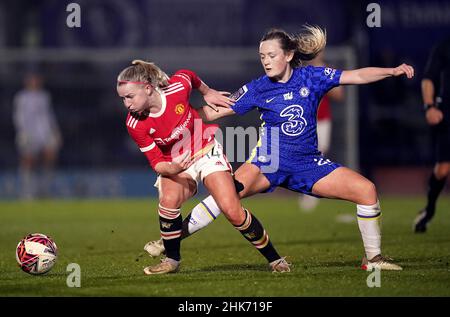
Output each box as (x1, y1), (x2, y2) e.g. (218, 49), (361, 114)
(13, 73), (62, 199)
(299, 50), (345, 211)
(414, 37), (450, 233)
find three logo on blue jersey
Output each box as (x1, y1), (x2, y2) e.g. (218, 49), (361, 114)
(266, 88), (311, 136)
(279, 105), (307, 136)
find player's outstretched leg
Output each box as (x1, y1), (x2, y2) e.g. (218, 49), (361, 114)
(181, 195), (222, 239)
(357, 201), (402, 271)
(312, 166), (402, 271)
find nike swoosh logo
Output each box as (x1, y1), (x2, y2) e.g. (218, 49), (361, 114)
(266, 97), (276, 103)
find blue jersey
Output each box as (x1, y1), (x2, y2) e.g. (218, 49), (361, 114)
(231, 66), (342, 172)
(230, 66), (343, 195)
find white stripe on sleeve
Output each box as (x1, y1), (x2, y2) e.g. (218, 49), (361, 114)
(140, 142), (156, 152)
(173, 74), (192, 88)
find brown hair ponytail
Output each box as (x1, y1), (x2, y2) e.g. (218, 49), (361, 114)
(261, 25), (326, 67)
(117, 59), (169, 88)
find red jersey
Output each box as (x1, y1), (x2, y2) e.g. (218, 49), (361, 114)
(126, 70), (218, 170)
(317, 94), (332, 121)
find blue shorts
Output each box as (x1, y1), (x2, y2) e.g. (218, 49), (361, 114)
(252, 155), (341, 197)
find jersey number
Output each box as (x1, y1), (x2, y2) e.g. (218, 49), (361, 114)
(279, 105), (307, 136)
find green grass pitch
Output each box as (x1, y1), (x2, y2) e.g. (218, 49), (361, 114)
(1, 195), (449, 296)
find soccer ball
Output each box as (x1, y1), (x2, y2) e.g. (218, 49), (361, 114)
(16, 233), (58, 275)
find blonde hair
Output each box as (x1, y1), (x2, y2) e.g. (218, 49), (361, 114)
(261, 25), (326, 67)
(117, 59), (169, 88)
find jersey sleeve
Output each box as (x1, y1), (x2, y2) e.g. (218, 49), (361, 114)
(126, 122), (165, 170)
(173, 69), (202, 93)
(309, 66), (342, 95)
(423, 42), (444, 85)
(230, 80), (260, 115)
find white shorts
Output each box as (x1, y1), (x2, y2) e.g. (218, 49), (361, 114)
(154, 139), (232, 190)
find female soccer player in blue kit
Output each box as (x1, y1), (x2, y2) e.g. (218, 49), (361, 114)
(145, 25), (414, 271)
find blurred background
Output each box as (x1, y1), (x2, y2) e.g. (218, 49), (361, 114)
(0, 0), (449, 199)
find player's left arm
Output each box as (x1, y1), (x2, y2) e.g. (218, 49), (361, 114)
(339, 63), (414, 85)
(176, 69), (235, 110)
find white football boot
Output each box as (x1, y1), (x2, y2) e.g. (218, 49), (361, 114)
(143, 257), (180, 275)
(144, 239), (166, 258)
(269, 257), (291, 273)
(361, 254), (403, 271)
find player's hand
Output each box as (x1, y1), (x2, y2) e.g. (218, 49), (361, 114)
(203, 89), (235, 112)
(426, 107), (444, 125)
(392, 63), (414, 79)
(170, 150), (193, 174)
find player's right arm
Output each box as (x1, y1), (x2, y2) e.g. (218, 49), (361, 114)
(126, 121), (190, 176)
(154, 152), (192, 176)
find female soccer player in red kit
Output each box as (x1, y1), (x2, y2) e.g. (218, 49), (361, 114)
(117, 60), (290, 274)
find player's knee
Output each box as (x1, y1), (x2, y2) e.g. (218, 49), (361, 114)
(229, 209), (246, 226)
(350, 179), (377, 205)
(159, 193), (183, 209)
(220, 202), (245, 225)
(359, 180), (378, 205)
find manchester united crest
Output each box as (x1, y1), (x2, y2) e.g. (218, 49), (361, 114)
(175, 103), (185, 115)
